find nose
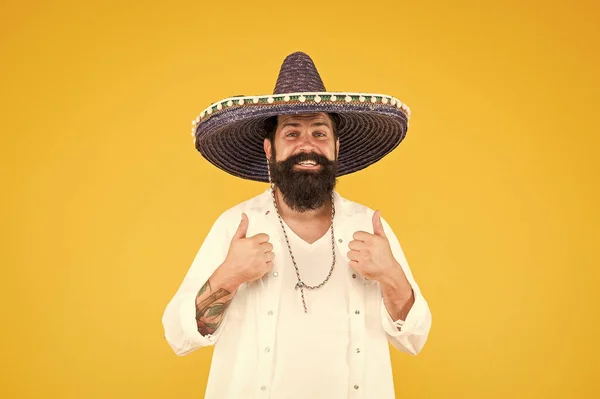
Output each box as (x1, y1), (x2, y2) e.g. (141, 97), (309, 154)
(297, 134), (317, 151)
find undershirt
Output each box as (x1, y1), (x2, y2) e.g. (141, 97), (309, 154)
(270, 220), (351, 399)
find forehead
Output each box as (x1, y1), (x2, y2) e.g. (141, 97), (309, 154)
(277, 112), (332, 127)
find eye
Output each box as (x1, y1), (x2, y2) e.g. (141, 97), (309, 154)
(285, 131), (299, 137)
(313, 131), (326, 137)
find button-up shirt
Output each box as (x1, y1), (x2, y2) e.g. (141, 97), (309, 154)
(162, 189), (432, 398)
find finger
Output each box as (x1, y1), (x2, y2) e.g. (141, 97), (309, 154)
(261, 242), (274, 253)
(251, 233), (270, 243)
(347, 250), (359, 261)
(265, 252), (275, 262)
(234, 213), (249, 239)
(348, 240), (367, 251)
(353, 231), (374, 242)
(372, 210), (386, 238)
(349, 260), (359, 270)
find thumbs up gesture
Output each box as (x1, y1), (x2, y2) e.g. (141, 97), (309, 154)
(348, 211), (403, 282)
(222, 213), (275, 286)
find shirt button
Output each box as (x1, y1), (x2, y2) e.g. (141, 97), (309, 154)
(355, 310), (360, 315)
(265, 347), (271, 353)
(273, 272), (279, 277)
(338, 238), (343, 243)
(267, 310), (274, 316)
(352, 274), (356, 279)
(356, 348), (361, 353)
(261, 385), (267, 391)
(354, 385), (359, 390)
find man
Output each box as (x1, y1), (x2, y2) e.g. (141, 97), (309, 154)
(162, 52), (432, 399)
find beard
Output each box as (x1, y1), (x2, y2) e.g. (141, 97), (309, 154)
(269, 151), (338, 212)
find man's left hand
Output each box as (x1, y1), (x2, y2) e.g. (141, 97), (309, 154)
(349, 211), (415, 322)
(348, 211), (409, 287)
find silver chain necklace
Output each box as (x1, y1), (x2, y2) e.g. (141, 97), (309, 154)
(269, 183), (337, 313)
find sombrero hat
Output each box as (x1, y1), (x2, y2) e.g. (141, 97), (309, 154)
(191, 51), (411, 183)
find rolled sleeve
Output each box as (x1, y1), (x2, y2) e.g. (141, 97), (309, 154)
(163, 292), (226, 356)
(380, 290), (431, 355)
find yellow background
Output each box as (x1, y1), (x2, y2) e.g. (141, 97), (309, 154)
(2, 0), (599, 397)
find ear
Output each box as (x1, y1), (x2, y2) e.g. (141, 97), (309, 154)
(264, 138), (272, 160)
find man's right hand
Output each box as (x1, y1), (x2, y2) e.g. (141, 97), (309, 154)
(222, 213), (274, 286)
(194, 213), (274, 336)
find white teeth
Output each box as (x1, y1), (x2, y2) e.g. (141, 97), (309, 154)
(298, 161), (316, 166)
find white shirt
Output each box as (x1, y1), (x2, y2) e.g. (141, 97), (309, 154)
(162, 189), (432, 399)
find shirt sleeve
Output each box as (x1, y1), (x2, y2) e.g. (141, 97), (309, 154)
(379, 216), (432, 355)
(161, 210), (235, 356)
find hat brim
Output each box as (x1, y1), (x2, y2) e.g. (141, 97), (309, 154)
(192, 92), (410, 183)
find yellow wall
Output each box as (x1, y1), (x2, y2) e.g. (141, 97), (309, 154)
(2, 0), (599, 397)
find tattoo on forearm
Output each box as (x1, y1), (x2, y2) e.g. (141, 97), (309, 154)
(195, 279), (232, 336)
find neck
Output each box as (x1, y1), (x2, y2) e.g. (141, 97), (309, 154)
(273, 187), (333, 222)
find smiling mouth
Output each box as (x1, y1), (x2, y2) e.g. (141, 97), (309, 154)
(295, 160), (321, 169)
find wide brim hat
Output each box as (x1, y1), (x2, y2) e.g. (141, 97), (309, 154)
(191, 52), (411, 183)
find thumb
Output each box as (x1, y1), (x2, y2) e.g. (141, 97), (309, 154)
(234, 213), (249, 239)
(372, 210), (386, 237)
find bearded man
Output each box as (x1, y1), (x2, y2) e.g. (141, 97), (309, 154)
(162, 52), (432, 399)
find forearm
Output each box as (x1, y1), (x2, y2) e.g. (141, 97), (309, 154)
(379, 262), (415, 323)
(195, 262), (242, 336)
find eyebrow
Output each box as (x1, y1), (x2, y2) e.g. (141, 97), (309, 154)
(281, 121), (331, 128)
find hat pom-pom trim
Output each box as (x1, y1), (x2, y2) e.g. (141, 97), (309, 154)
(190, 92), (410, 133)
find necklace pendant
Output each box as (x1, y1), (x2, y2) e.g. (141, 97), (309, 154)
(295, 281), (303, 290)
